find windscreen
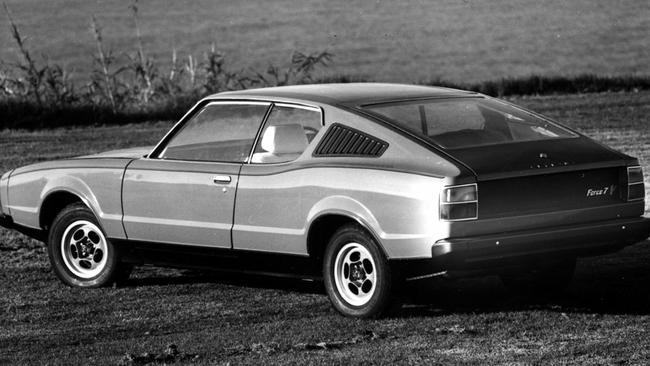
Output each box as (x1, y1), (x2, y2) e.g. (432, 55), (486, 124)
(362, 97), (575, 149)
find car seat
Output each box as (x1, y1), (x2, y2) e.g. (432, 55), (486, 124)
(251, 124), (308, 163)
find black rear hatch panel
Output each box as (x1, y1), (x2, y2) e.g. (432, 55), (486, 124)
(480, 167), (625, 218)
(445, 137), (637, 219)
(448, 137), (632, 180)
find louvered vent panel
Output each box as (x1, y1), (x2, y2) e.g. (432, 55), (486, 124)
(314, 124), (388, 157)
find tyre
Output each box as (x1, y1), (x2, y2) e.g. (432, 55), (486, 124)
(47, 203), (124, 287)
(500, 258), (576, 297)
(323, 224), (398, 318)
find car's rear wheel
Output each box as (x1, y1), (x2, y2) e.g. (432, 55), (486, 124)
(323, 224), (398, 318)
(500, 258), (576, 297)
(47, 203), (125, 287)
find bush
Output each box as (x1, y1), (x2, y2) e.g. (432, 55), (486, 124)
(1, 2), (649, 129)
(0, 2), (333, 129)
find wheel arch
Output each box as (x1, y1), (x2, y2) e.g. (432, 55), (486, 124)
(39, 190), (92, 232)
(306, 211), (388, 271)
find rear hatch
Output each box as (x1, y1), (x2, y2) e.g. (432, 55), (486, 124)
(360, 95), (640, 221)
(447, 137), (633, 219)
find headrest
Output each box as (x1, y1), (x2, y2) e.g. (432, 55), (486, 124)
(260, 124), (308, 154)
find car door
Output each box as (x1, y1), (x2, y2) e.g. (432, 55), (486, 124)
(233, 103), (323, 254)
(122, 101), (271, 248)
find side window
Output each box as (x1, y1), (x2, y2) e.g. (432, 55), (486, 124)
(251, 104), (322, 164)
(159, 102), (270, 162)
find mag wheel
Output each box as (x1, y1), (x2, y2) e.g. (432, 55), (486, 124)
(48, 203), (124, 287)
(323, 224), (398, 318)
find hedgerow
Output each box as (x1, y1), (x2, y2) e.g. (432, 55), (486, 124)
(1, 2), (649, 129)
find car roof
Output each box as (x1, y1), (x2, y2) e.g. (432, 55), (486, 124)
(213, 83), (476, 106)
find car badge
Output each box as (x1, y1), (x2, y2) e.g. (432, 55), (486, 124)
(586, 184), (617, 197)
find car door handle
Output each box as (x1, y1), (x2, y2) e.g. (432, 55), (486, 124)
(212, 175), (231, 184)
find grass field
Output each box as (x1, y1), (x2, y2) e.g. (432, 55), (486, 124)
(1, 92), (650, 364)
(1, 0), (649, 83)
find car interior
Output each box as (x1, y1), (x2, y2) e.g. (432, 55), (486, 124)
(251, 123), (309, 163)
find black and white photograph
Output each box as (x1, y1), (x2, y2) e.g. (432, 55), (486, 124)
(1, 0), (649, 364)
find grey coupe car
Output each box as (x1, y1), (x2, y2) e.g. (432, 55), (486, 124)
(1, 83), (649, 318)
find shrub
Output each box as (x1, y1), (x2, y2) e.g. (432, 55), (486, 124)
(1, 2), (649, 129)
(0, 2), (334, 129)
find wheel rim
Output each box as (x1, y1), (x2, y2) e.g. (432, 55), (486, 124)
(60, 220), (108, 279)
(333, 242), (377, 306)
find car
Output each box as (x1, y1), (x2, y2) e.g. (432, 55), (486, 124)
(1, 83), (649, 318)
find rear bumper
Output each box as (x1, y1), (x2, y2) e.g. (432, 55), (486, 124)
(396, 217), (650, 279)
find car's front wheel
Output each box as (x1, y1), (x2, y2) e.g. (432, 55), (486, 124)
(47, 203), (125, 287)
(323, 224), (398, 318)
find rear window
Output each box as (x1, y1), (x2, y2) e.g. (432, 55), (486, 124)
(362, 97), (575, 149)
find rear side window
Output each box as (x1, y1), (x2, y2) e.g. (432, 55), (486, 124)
(159, 102), (270, 162)
(363, 97), (575, 149)
(251, 104), (322, 164)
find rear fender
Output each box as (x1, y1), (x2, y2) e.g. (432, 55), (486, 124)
(307, 195), (387, 257)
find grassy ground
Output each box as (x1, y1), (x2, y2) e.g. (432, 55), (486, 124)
(1, 0), (648, 83)
(1, 92), (650, 365)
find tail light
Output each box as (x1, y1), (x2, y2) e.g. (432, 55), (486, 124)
(440, 183), (478, 221)
(627, 166), (645, 201)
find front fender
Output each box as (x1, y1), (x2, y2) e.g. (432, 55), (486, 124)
(40, 176), (101, 222)
(0, 169), (12, 216)
(8, 166), (126, 239)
